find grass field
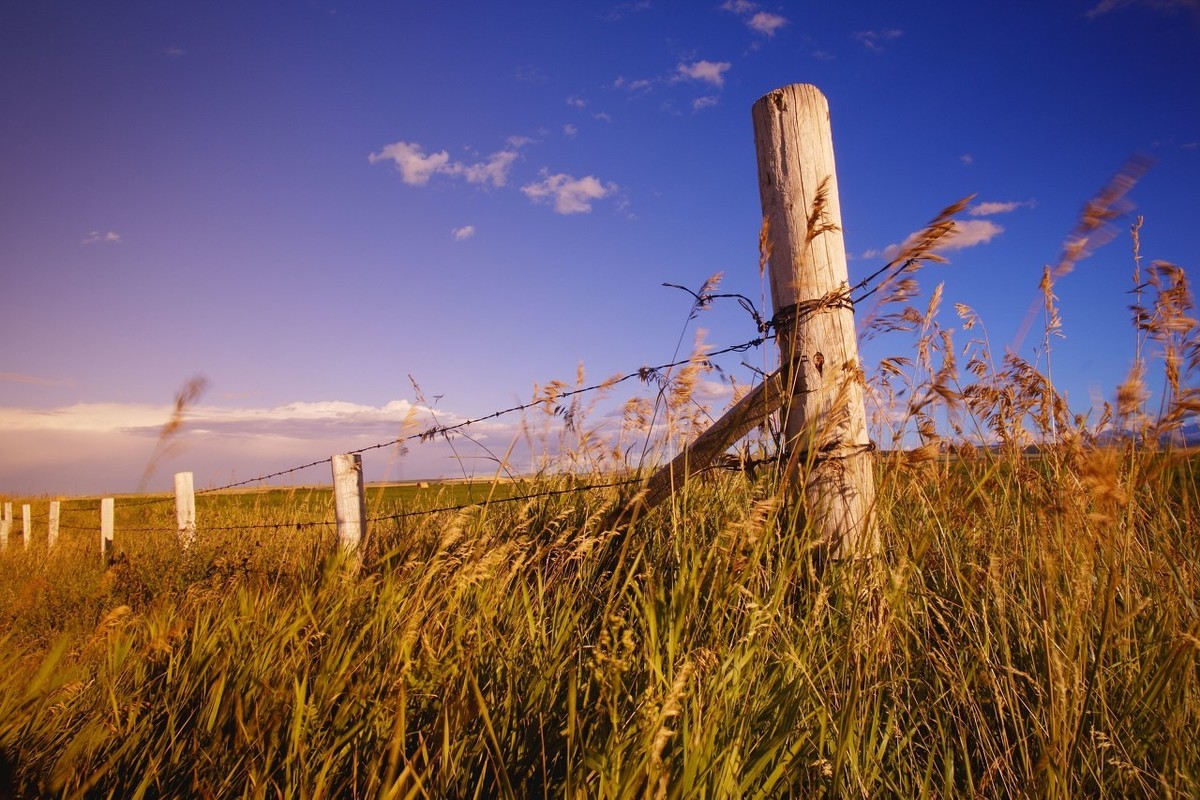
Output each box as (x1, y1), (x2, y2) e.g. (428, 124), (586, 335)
(1, 447), (1197, 798)
(1, 184), (1198, 797)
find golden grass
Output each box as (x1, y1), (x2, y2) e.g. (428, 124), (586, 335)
(0, 173), (1197, 797)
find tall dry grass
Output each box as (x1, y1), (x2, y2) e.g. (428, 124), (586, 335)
(0, 168), (1197, 797)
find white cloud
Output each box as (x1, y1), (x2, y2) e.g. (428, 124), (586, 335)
(868, 219), (1005, 262)
(676, 60), (732, 87)
(593, 111), (613, 123)
(452, 149), (519, 187)
(566, 95), (587, 108)
(368, 141), (452, 185)
(960, 153), (975, 165)
(747, 11), (788, 35)
(451, 225), (476, 241)
(854, 29), (903, 51)
(970, 200), (1035, 216)
(369, 139), (524, 188)
(693, 96), (720, 111)
(0, 397), (515, 494)
(521, 172), (618, 214)
(940, 219), (1004, 250)
(82, 230), (121, 245)
(563, 123), (578, 137)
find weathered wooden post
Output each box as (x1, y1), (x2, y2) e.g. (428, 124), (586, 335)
(22, 505), (31, 549)
(174, 471), (196, 549)
(101, 498), (114, 560)
(331, 453), (367, 566)
(48, 501), (60, 549)
(0, 502), (9, 549)
(752, 84), (878, 560)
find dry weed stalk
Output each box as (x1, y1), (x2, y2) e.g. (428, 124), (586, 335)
(137, 375), (209, 491)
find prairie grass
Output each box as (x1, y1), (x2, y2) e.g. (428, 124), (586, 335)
(1, 177), (1198, 797)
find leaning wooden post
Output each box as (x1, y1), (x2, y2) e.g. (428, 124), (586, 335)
(48, 501), (60, 549)
(101, 498), (114, 560)
(331, 454), (367, 566)
(22, 505), (31, 549)
(174, 471), (196, 549)
(752, 83), (878, 561)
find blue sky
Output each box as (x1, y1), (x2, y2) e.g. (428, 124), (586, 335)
(2, 0), (1198, 495)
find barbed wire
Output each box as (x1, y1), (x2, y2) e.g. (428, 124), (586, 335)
(111, 330), (779, 499)
(369, 476), (644, 523)
(35, 475), (648, 536)
(3, 258), (909, 511)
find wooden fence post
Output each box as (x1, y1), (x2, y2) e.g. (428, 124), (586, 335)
(0, 502), (9, 549)
(49, 501), (60, 549)
(22, 505), (31, 549)
(101, 498), (114, 560)
(331, 454), (367, 564)
(175, 472), (196, 549)
(752, 83), (878, 561)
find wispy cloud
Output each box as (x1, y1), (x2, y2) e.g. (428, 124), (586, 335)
(0, 372), (74, 388)
(82, 230), (121, 245)
(960, 153), (975, 165)
(563, 123), (578, 137)
(613, 76), (655, 93)
(0, 392), (592, 493)
(514, 64), (547, 83)
(675, 60), (732, 88)
(603, 0), (652, 21)
(864, 219), (1004, 262)
(566, 95), (587, 108)
(941, 219), (1005, 250)
(693, 96), (720, 111)
(969, 199), (1036, 216)
(369, 139), (526, 188)
(164, 45), (185, 58)
(522, 172), (618, 214)
(853, 28), (903, 51)
(720, 0), (756, 14)
(451, 225), (476, 241)
(1087, 0), (1200, 18)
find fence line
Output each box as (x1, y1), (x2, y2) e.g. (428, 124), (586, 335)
(0, 258), (918, 561)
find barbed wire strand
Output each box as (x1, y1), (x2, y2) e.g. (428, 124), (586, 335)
(4, 261), (903, 510)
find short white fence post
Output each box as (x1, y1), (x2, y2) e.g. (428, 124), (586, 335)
(175, 472), (196, 549)
(101, 498), (114, 560)
(22, 505), (31, 549)
(331, 453), (367, 566)
(0, 502), (9, 549)
(49, 501), (60, 549)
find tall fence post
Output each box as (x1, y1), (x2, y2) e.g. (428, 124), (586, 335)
(331, 453), (367, 566)
(49, 501), (60, 549)
(101, 498), (114, 560)
(752, 83), (879, 561)
(0, 502), (9, 549)
(22, 505), (31, 549)
(175, 472), (196, 549)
